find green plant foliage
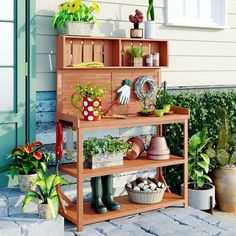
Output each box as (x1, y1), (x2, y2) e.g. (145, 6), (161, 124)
(127, 47), (144, 58)
(52, 0), (101, 29)
(206, 108), (236, 166)
(22, 170), (68, 218)
(147, 0), (155, 21)
(165, 90), (236, 191)
(83, 136), (128, 161)
(188, 129), (211, 189)
(75, 83), (106, 99)
(5, 142), (50, 177)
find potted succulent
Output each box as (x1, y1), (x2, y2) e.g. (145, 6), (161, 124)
(182, 129), (215, 210)
(207, 108), (236, 211)
(23, 170), (68, 219)
(71, 83), (106, 121)
(127, 47), (144, 67)
(145, 0), (156, 39)
(8, 142), (50, 192)
(83, 136), (128, 169)
(129, 9), (144, 38)
(52, 0), (100, 36)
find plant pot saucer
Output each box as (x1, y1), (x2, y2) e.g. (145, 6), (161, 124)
(138, 111), (153, 116)
(164, 111), (174, 115)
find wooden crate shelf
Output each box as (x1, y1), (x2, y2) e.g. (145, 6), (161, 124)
(59, 193), (185, 225)
(60, 155), (185, 179)
(56, 36), (168, 68)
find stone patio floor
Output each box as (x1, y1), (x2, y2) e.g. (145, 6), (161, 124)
(65, 206), (236, 236)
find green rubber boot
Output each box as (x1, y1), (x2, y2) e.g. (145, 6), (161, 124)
(102, 175), (120, 211)
(91, 177), (107, 214)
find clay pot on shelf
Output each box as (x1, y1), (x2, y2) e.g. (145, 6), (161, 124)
(130, 23), (143, 38)
(82, 97), (102, 121)
(128, 57), (143, 67)
(126, 137), (145, 160)
(147, 136), (170, 160)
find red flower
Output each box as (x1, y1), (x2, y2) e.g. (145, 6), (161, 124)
(33, 151), (42, 160)
(12, 147), (25, 154)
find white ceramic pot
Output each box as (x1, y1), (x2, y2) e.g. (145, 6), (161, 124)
(38, 203), (54, 219)
(58, 21), (94, 36)
(144, 21), (156, 39)
(181, 183), (215, 210)
(18, 173), (37, 192)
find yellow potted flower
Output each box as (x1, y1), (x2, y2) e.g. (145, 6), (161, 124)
(52, 0), (100, 36)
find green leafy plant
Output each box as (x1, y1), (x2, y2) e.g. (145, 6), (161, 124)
(206, 108), (236, 167)
(127, 47), (144, 58)
(188, 129), (212, 189)
(83, 136), (128, 161)
(8, 142), (50, 177)
(154, 88), (172, 110)
(165, 90), (236, 192)
(22, 170), (68, 218)
(75, 83), (106, 99)
(52, 0), (101, 29)
(147, 0), (155, 21)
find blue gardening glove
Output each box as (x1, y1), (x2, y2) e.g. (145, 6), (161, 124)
(117, 80), (132, 105)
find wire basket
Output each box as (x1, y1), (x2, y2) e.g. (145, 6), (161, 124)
(125, 184), (166, 204)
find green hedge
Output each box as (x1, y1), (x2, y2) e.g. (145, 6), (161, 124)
(165, 90), (236, 192)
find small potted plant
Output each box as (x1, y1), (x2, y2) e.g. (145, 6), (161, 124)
(206, 108), (236, 211)
(23, 170), (68, 219)
(154, 102), (164, 117)
(182, 129), (215, 210)
(145, 0), (156, 39)
(127, 47), (144, 67)
(52, 0), (100, 36)
(83, 136), (128, 169)
(158, 89), (172, 113)
(71, 83), (106, 121)
(9, 142), (50, 192)
(129, 9), (144, 38)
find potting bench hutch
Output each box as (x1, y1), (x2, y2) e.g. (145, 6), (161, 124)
(55, 36), (190, 232)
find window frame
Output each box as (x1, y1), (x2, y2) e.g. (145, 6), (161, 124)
(166, 0), (228, 29)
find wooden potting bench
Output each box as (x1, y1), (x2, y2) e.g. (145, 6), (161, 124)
(55, 36), (190, 232)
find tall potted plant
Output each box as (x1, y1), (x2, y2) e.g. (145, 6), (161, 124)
(145, 0), (156, 38)
(182, 129), (215, 210)
(23, 170), (68, 219)
(207, 108), (236, 211)
(129, 9), (144, 38)
(8, 142), (50, 192)
(52, 0), (100, 36)
(71, 83), (106, 121)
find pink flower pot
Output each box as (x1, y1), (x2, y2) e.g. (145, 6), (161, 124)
(126, 137), (145, 160)
(147, 136), (170, 160)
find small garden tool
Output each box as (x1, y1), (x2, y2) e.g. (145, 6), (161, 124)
(102, 79), (132, 116)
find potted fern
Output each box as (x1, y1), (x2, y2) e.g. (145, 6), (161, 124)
(127, 47), (144, 67)
(145, 0), (156, 38)
(52, 0), (100, 36)
(207, 108), (236, 211)
(182, 129), (215, 210)
(23, 170), (68, 219)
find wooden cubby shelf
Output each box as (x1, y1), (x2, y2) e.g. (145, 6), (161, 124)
(55, 36), (189, 232)
(60, 155), (185, 179)
(60, 193), (185, 226)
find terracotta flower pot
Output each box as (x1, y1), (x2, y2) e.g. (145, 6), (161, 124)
(38, 203), (54, 219)
(126, 137), (145, 160)
(82, 97), (102, 121)
(18, 173), (37, 192)
(155, 109), (164, 117)
(212, 166), (236, 212)
(147, 136), (170, 160)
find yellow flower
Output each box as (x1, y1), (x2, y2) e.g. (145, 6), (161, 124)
(92, 1), (100, 13)
(69, 0), (81, 13)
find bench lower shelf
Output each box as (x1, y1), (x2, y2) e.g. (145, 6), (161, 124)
(60, 192), (185, 225)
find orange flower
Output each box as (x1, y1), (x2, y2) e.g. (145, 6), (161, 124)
(33, 151), (42, 160)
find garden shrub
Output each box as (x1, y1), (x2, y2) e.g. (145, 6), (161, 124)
(165, 90), (236, 192)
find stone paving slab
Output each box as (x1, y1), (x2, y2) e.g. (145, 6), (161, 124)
(65, 207), (236, 236)
(0, 214), (64, 236)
